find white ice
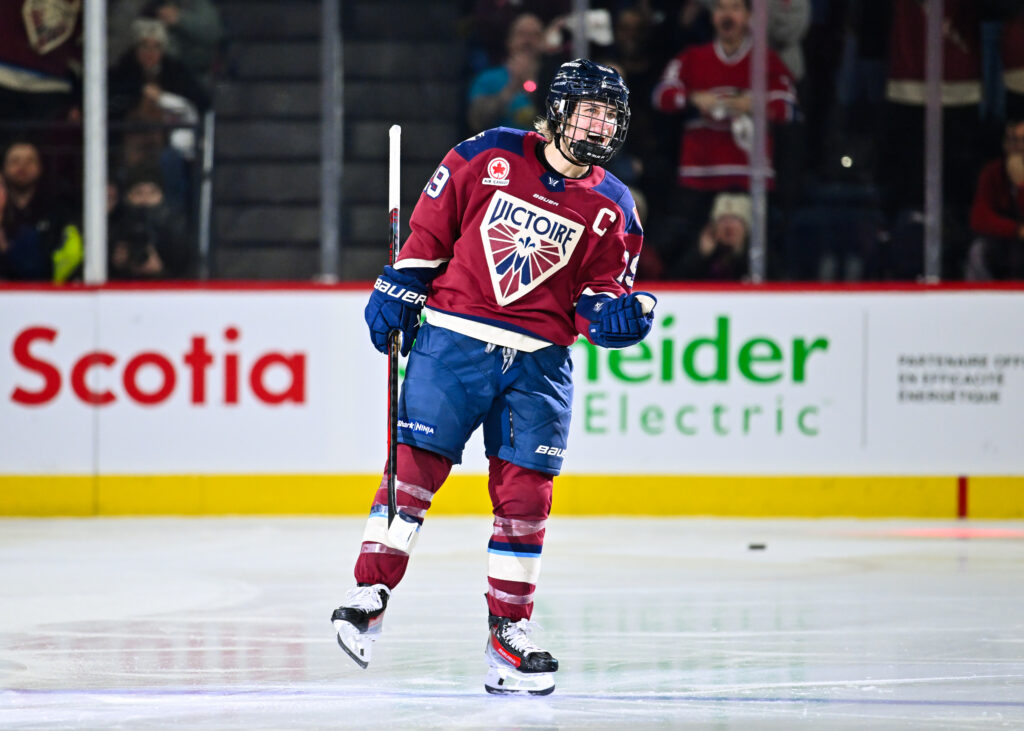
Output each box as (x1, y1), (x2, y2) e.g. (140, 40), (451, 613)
(2, 516), (1023, 729)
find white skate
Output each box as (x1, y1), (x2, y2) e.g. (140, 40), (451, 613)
(331, 584), (390, 669)
(484, 615), (558, 695)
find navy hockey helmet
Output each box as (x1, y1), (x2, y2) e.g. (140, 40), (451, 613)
(545, 58), (631, 165)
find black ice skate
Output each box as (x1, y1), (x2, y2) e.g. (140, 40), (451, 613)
(331, 584), (390, 669)
(484, 614), (558, 695)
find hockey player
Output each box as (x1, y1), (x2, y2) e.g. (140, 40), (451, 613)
(331, 58), (656, 696)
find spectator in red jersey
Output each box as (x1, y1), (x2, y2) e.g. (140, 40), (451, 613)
(966, 118), (1024, 279)
(651, 0), (797, 268)
(882, 0), (983, 207)
(880, 0), (985, 279)
(1002, 8), (1024, 121)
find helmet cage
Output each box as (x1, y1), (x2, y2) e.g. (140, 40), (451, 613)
(546, 60), (631, 166)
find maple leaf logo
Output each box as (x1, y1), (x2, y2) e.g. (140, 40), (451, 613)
(487, 157), (510, 181)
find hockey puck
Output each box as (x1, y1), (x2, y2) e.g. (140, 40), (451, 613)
(748, 543), (766, 550)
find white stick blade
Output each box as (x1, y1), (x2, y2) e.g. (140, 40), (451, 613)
(388, 125), (401, 210)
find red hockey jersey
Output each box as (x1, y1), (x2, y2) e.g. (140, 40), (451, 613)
(394, 128), (643, 351)
(0, 0), (82, 93)
(970, 159), (1024, 240)
(652, 38), (796, 190)
(1002, 13), (1024, 95)
(885, 0), (981, 106)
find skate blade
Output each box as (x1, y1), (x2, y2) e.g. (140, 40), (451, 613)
(334, 619), (374, 669)
(484, 666), (555, 696)
(484, 683), (555, 696)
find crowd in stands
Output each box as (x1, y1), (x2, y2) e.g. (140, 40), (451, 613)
(462, 0), (1024, 283)
(3, 0), (1024, 284)
(0, 0), (220, 283)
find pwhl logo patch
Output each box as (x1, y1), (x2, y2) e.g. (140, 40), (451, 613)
(479, 192), (584, 305)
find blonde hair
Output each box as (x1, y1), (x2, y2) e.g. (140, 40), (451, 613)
(533, 116), (554, 141)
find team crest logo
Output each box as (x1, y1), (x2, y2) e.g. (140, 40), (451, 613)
(23, 0), (81, 55)
(479, 192), (584, 305)
(482, 157), (511, 187)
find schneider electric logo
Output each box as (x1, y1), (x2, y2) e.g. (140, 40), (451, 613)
(572, 315), (830, 438)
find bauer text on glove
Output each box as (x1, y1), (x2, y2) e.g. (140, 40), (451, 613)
(364, 266), (428, 356)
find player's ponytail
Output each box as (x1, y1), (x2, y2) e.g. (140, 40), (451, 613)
(533, 116), (554, 141)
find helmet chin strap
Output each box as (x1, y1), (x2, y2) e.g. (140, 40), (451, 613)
(553, 129), (592, 173)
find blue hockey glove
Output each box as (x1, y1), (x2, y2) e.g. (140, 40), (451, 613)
(364, 266), (428, 356)
(585, 292), (656, 348)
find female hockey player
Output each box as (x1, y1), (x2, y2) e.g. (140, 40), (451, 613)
(331, 58), (656, 696)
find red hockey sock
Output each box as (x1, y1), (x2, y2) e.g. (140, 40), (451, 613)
(354, 444), (452, 588)
(485, 457), (552, 620)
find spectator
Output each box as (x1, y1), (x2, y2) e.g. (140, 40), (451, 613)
(612, 7), (673, 181)
(109, 18), (208, 210)
(677, 192), (752, 280)
(0, 171), (9, 270)
(769, 0), (811, 83)
(467, 13), (548, 132)
(966, 118), (1024, 279)
(109, 1), (223, 91)
(1002, 8), (1024, 120)
(109, 165), (192, 280)
(109, 1), (151, 69)
(466, 0), (571, 72)
(0, 1), (82, 132)
(0, 141), (82, 283)
(152, 0), (223, 89)
(881, 0), (982, 214)
(651, 0), (797, 265)
(879, 0), (986, 278)
(109, 18), (210, 120)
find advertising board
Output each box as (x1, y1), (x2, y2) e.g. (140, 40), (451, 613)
(2, 287), (1021, 516)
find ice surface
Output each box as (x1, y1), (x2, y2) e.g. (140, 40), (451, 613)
(2, 516), (1023, 729)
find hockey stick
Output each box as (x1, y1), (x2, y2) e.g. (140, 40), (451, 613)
(386, 125), (401, 529)
(384, 125), (422, 554)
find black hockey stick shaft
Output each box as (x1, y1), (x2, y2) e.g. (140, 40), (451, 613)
(386, 125), (401, 528)
(387, 329), (399, 527)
